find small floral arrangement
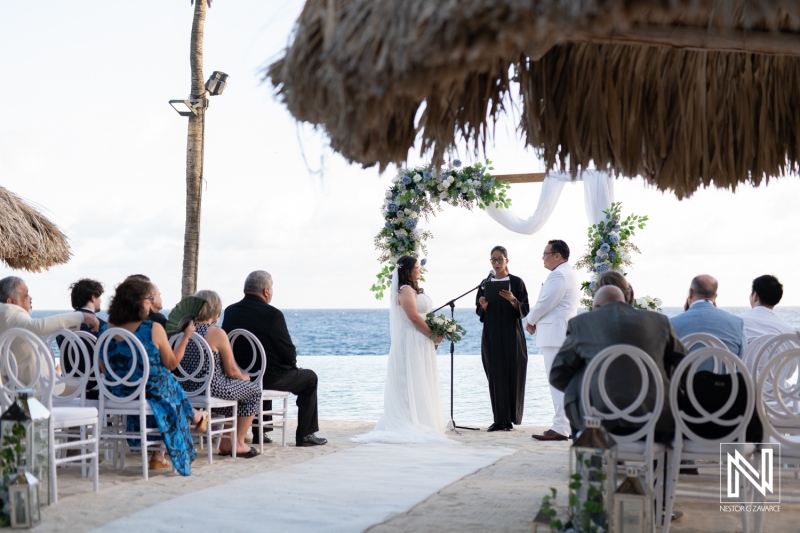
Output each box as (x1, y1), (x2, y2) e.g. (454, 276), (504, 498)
(574, 202), (652, 311)
(370, 159), (511, 299)
(425, 313), (466, 343)
(634, 295), (663, 312)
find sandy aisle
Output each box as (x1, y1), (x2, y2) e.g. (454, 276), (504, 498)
(40, 421), (800, 533)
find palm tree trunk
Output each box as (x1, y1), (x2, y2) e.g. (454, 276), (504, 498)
(181, 0), (208, 298)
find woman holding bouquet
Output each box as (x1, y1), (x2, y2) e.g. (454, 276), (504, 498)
(353, 255), (454, 445)
(476, 246), (530, 432)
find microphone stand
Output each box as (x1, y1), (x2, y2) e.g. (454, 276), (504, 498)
(433, 283), (483, 434)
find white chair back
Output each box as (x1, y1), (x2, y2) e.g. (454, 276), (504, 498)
(171, 332), (215, 400)
(0, 327), (56, 409)
(743, 335), (773, 372)
(580, 344), (664, 443)
(669, 347), (754, 446)
(227, 329), (266, 382)
(747, 333), (800, 381)
(756, 348), (800, 448)
(680, 333), (728, 373)
(44, 329), (93, 403)
(94, 327), (150, 406)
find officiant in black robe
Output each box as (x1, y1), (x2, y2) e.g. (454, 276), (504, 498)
(476, 246), (530, 431)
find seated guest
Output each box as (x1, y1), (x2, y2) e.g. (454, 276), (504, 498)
(104, 278), (208, 474)
(738, 275), (796, 343)
(183, 290), (261, 458)
(222, 270), (327, 447)
(124, 274), (167, 328)
(670, 275), (746, 369)
(0, 276), (100, 384)
(550, 286), (687, 440)
(594, 271), (634, 305)
(60, 278), (107, 399)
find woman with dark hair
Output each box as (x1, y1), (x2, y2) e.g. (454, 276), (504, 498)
(353, 255), (452, 444)
(476, 246), (530, 431)
(595, 271), (635, 305)
(104, 278), (208, 475)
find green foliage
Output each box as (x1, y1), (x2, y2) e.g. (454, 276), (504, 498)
(371, 160), (511, 299)
(540, 454), (609, 533)
(574, 202), (649, 311)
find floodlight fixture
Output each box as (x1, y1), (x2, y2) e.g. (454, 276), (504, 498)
(205, 71), (228, 96)
(169, 98), (206, 117)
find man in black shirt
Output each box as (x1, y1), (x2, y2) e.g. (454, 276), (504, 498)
(222, 270), (326, 447)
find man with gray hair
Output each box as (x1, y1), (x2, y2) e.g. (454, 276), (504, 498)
(0, 276), (100, 384)
(222, 270), (326, 447)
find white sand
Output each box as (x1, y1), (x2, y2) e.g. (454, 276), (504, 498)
(39, 421), (800, 533)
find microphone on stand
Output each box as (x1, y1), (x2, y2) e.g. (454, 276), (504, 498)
(480, 271), (495, 290)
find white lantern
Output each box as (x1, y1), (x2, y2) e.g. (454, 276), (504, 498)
(569, 417), (617, 532)
(8, 469), (40, 529)
(0, 391), (50, 507)
(613, 466), (653, 533)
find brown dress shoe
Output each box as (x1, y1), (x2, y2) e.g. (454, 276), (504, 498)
(531, 429), (569, 441)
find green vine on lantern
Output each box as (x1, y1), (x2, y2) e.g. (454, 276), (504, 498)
(538, 456), (608, 533)
(0, 422), (26, 527)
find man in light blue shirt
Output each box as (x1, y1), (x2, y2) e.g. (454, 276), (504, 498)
(670, 275), (747, 368)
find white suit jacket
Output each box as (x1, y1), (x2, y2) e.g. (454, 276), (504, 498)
(0, 304), (82, 385)
(525, 262), (580, 348)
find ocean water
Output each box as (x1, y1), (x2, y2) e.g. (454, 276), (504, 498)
(30, 307), (800, 427)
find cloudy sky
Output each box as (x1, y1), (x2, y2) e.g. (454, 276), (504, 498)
(2, 1), (799, 312)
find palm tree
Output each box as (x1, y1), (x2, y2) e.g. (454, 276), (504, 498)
(181, 0), (210, 297)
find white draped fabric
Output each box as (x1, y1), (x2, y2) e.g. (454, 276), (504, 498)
(485, 170), (614, 233)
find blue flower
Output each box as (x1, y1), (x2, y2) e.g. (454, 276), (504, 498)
(384, 221), (392, 229)
(387, 201), (399, 213)
(608, 234), (620, 244)
(401, 175), (412, 185)
(453, 159), (462, 167)
(414, 206), (421, 212)
(420, 258), (427, 266)
(422, 171), (432, 181)
(596, 263), (610, 273)
(599, 243), (610, 253)
(594, 256), (603, 263)
(608, 250), (616, 261)
(405, 219), (417, 230)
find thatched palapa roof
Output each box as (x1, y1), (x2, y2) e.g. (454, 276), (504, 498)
(0, 187), (71, 272)
(268, 0), (800, 198)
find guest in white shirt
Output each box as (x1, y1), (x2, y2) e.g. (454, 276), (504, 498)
(0, 276), (100, 385)
(738, 275), (796, 343)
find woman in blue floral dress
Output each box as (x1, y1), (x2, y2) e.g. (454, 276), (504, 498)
(104, 278), (209, 475)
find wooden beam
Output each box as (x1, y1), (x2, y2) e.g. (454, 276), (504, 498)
(494, 172), (546, 183)
(571, 23), (800, 58)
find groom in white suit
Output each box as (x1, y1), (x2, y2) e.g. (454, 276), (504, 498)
(0, 276), (99, 385)
(525, 240), (579, 441)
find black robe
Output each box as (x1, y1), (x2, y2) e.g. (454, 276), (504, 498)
(476, 274), (530, 425)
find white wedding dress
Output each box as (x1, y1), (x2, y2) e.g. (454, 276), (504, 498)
(352, 271), (454, 445)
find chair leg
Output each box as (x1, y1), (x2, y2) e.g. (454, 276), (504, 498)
(281, 397), (288, 448)
(92, 422), (100, 493)
(662, 448), (682, 533)
(141, 414), (149, 481)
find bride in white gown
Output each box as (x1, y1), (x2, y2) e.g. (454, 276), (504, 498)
(352, 256), (455, 444)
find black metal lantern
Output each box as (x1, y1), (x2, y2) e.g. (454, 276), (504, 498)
(0, 391), (50, 506)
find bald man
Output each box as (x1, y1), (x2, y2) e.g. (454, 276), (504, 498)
(550, 286), (687, 439)
(670, 275), (746, 370)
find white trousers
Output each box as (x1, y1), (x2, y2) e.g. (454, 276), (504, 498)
(542, 347), (571, 437)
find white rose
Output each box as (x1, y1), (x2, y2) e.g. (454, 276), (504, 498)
(439, 191), (449, 199)
(448, 325), (456, 333)
(404, 208), (411, 215)
(385, 191), (392, 198)
(437, 184), (445, 191)
(413, 175), (422, 183)
(434, 316), (444, 325)
(654, 298), (663, 307)
(410, 212), (418, 219)
(447, 176), (455, 184)
(391, 175), (400, 183)
(635, 297), (646, 307)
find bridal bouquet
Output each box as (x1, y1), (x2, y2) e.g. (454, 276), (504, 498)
(425, 313), (465, 343)
(634, 295), (663, 312)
